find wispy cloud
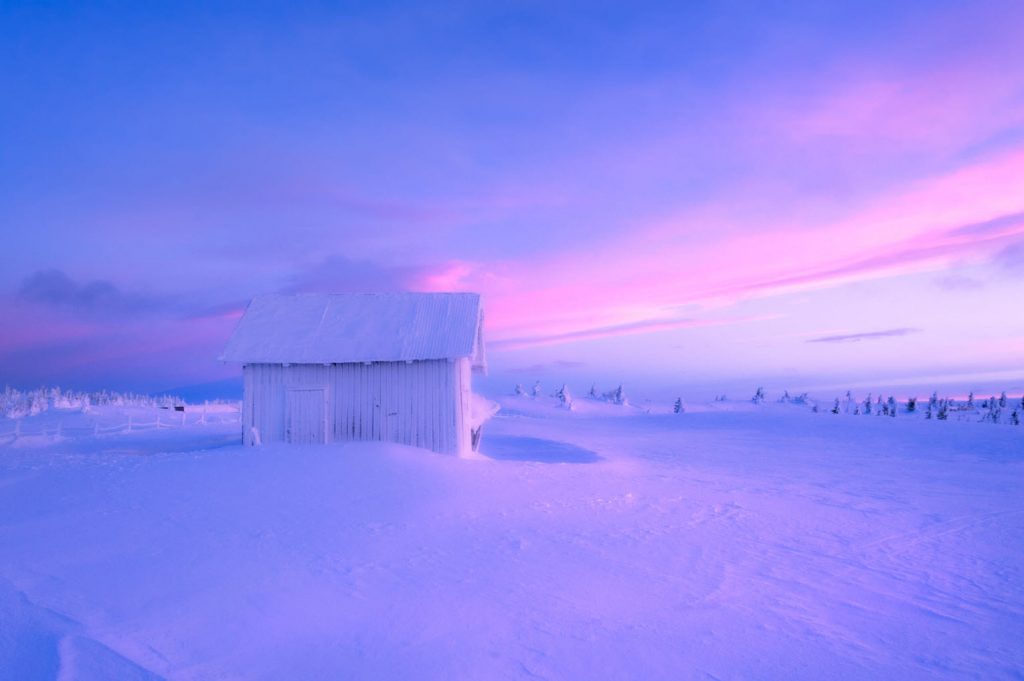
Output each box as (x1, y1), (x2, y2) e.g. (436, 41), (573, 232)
(475, 147), (1024, 349)
(807, 328), (922, 344)
(491, 315), (765, 350)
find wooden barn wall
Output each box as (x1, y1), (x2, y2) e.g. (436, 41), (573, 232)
(243, 360), (471, 455)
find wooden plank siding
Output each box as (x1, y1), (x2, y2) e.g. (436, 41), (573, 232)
(242, 360), (470, 455)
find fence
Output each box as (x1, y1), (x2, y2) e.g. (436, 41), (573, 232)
(0, 409), (241, 445)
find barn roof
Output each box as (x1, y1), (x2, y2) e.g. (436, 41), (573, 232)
(220, 292), (485, 365)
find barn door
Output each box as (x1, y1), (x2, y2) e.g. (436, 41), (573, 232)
(285, 387), (327, 444)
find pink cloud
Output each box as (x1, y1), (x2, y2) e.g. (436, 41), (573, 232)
(469, 146), (1024, 349)
(490, 314), (776, 351)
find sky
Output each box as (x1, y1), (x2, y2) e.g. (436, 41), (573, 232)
(1, 1), (1023, 400)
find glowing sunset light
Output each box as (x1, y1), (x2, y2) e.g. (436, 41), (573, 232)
(1, 1), (1022, 397)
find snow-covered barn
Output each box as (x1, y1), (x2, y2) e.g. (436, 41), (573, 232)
(220, 292), (490, 455)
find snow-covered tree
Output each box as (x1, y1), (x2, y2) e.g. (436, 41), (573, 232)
(831, 399), (840, 415)
(887, 396), (897, 417)
(864, 394), (872, 415)
(906, 396), (917, 413)
(752, 387), (765, 405)
(674, 398), (684, 414)
(0, 386), (184, 419)
(555, 384), (573, 409)
(779, 390), (791, 403)
(999, 391), (1007, 408)
(531, 381), (542, 399)
(514, 383), (525, 397)
(602, 384), (627, 406)
(967, 391), (975, 408)
(937, 402), (949, 420)
(588, 384), (598, 399)
(1012, 410), (1020, 426)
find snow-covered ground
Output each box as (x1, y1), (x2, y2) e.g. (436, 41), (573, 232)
(1, 397), (1022, 680)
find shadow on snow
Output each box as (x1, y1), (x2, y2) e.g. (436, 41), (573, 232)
(481, 435), (602, 464)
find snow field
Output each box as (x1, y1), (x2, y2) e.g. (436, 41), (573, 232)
(0, 397), (1022, 680)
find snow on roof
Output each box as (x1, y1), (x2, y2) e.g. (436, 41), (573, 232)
(220, 292), (484, 364)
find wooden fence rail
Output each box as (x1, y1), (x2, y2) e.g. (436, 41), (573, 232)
(0, 411), (241, 443)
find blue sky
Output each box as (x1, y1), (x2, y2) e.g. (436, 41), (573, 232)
(2, 1), (1023, 399)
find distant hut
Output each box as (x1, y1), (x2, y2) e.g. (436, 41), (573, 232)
(220, 292), (489, 455)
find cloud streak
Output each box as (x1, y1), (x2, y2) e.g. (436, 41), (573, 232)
(807, 328), (922, 344)
(490, 315), (767, 350)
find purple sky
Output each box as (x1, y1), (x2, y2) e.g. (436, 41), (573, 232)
(2, 1), (1023, 399)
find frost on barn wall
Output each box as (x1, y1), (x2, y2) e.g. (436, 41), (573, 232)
(223, 292), (491, 455)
